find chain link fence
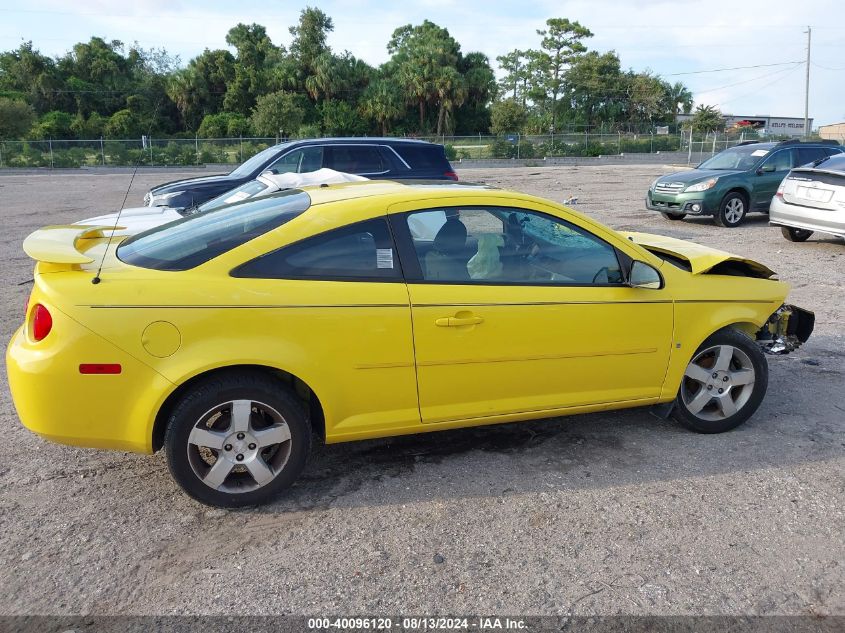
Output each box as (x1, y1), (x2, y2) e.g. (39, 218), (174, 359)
(0, 137), (277, 169)
(0, 131), (802, 169)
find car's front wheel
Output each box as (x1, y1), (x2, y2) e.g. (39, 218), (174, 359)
(673, 329), (768, 433)
(165, 370), (311, 507)
(660, 212), (686, 221)
(781, 226), (813, 242)
(714, 192), (747, 228)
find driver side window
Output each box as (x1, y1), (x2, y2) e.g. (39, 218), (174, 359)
(404, 207), (622, 285)
(762, 149), (795, 172)
(266, 146), (324, 174)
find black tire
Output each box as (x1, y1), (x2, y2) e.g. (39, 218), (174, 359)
(781, 226), (813, 242)
(714, 192), (747, 228)
(661, 212), (686, 221)
(165, 370), (311, 508)
(672, 328), (768, 434)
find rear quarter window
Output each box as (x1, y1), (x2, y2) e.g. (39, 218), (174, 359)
(117, 190), (311, 271)
(394, 145), (451, 170)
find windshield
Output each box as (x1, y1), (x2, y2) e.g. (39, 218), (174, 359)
(698, 145), (772, 171)
(229, 144), (287, 178)
(118, 189), (311, 271)
(196, 180), (271, 213)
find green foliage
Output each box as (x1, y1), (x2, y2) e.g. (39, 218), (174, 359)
(0, 98), (35, 139)
(687, 105), (725, 133)
(491, 99), (528, 135)
(30, 110), (73, 139)
(250, 91), (305, 136)
(197, 112), (253, 138)
(0, 11), (693, 146)
(104, 109), (141, 138)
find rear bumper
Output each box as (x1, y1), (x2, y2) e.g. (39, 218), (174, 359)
(6, 312), (172, 454)
(769, 196), (845, 238)
(756, 304), (815, 354)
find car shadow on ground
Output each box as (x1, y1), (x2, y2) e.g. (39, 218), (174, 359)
(255, 335), (845, 513)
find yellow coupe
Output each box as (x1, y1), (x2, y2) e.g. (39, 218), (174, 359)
(7, 181), (814, 507)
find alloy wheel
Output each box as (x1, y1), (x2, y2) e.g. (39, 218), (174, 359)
(681, 345), (756, 421)
(187, 399), (292, 493)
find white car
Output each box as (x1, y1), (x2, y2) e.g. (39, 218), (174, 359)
(770, 153), (845, 242)
(77, 169), (368, 236)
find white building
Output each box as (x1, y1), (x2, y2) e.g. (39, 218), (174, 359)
(677, 114), (812, 138)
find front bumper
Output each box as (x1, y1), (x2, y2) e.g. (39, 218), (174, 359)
(646, 192), (713, 216)
(756, 304), (815, 354)
(769, 196), (845, 239)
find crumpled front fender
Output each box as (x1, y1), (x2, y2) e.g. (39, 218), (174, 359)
(756, 304), (815, 354)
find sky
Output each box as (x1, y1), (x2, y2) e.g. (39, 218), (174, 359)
(2, 0), (844, 126)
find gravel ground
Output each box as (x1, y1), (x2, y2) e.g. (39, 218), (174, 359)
(0, 166), (842, 617)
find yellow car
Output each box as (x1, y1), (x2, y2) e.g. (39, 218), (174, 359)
(7, 181), (814, 507)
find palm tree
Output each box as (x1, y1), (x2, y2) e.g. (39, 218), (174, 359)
(359, 79), (402, 135)
(667, 81), (693, 120)
(434, 67), (466, 135)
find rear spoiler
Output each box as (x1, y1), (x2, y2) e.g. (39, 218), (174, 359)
(22, 225), (121, 264)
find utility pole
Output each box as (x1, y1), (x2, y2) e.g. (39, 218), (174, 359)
(804, 26), (811, 139)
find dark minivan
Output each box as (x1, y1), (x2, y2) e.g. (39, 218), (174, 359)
(144, 138), (458, 209)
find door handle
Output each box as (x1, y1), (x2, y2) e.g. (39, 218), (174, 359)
(435, 315), (484, 327)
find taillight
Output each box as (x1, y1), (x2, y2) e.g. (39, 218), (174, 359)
(445, 170), (458, 181)
(776, 181), (786, 198)
(32, 304), (52, 341)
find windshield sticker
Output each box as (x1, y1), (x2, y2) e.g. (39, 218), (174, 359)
(376, 248), (394, 269)
(751, 149), (769, 157)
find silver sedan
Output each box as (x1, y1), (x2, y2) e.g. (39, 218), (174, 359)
(770, 153), (845, 242)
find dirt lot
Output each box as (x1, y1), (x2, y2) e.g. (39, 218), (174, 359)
(0, 166), (842, 617)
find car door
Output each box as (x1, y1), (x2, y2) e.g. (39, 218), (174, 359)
(390, 200), (674, 425)
(754, 148), (796, 209)
(230, 216), (420, 439)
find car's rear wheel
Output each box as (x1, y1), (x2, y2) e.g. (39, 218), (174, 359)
(714, 192), (747, 228)
(673, 329), (768, 433)
(781, 226), (813, 242)
(165, 370), (311, 507)
(660, 212), (686, 221)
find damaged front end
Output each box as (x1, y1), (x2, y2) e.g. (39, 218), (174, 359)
(756, 304), (815, 354)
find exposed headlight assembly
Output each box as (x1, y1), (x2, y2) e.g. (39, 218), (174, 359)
(684, 178), (718, 193)
(149, 191), (185, 206)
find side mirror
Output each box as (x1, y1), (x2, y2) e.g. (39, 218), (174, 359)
(629, 261), (663, 289)
(758, 163), (776, 174)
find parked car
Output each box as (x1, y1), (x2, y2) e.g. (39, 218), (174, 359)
(770, 153), (845, 242)
(10, 181), (813, 507)
(143, 138), (458, 209)
(646, 139), (843, 227)
(78, 169), (367, 236)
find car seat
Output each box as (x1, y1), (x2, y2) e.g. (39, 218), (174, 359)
(467, 233), (504, 279)
(424, 218), (470, 280)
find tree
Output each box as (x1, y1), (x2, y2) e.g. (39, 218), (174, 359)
(359, 79), (402, 135)
(103, 109), (142, 138)
(0, 98), (36, 139)
(536, 18), (593, 131)
(250, 90), (305, 136)
(223, 23), (278, 115)
(564, 51), (625, 127)
(387, 20), (461, 132)
(625, 71), (669, 129)
(289, 7), (334, 77)
(490, 99), (528, 135)
(666, 81), (693, 119)
(687, 104), (725, 133)
(496, 50), (530, 104)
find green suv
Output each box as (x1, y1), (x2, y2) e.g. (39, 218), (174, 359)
(646, 139), (843, 227)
